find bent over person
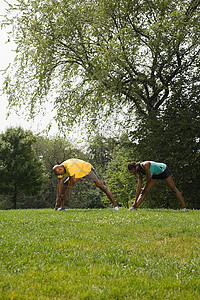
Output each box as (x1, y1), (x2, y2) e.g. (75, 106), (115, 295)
(53, 158), (119, 211)
(128, 161), (187, 211)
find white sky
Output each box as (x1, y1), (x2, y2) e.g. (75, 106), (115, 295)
(0, 0), (59, 136)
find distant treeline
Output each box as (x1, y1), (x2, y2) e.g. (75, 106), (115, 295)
(0, 125), (199, 210)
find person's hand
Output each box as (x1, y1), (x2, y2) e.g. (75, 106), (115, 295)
(55, 199), (60, 211)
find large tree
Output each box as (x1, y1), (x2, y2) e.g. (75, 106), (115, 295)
(129, 74), (200, 209)
(2, 0), (200, 129)
(0, 127), (47, 209)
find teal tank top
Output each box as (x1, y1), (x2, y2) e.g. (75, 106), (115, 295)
(140, 161), (166, 175)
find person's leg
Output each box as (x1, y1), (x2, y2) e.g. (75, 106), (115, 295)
(134, 179), (158, 209)
(165, 176), (186, 209)
(94, 179), (118, 208)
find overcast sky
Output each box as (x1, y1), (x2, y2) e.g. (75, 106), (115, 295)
(0, 0), (59, 136)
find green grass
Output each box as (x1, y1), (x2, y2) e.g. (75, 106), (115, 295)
(0, 208), (200, 299)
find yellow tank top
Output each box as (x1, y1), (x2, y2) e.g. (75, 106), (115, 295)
(58, 159), (91, 179)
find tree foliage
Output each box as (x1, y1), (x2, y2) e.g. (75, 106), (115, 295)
(129, 76), (200, 209)
(2, 0), (200, 128)
(102, 135), (138, 208)
(87, 134), (117, 173)
(0, 127), (47, 209)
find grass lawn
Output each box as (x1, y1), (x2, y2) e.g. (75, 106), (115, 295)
(0, 208), (200, 299)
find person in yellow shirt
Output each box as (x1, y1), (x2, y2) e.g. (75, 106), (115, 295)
(53, 158), (119, 211)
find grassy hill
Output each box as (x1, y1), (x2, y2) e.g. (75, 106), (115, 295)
(0, 208), (200, 299)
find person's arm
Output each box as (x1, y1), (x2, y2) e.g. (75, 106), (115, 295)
(132, 174), (143, 208)
(136, 174), (143, 201)
(60, 175), (77, 208)
(141, 161), (152, 193)
(55, 177), (63, 210)
(64, 175), (76, 197)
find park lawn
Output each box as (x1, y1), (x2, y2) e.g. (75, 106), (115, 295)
(0, 208), (200, 299)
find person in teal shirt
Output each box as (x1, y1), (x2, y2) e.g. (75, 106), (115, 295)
(128, 161), (187, 211)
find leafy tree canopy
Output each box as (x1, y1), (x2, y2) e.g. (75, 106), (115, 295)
(129, 75), (200, 208)
(2, 0), (200, 130)
(0, 127), (47, 209)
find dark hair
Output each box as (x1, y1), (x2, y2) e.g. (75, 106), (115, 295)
(128, 161), (141, 173)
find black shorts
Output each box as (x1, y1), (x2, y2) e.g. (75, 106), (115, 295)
(151, 166), (172, 180)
